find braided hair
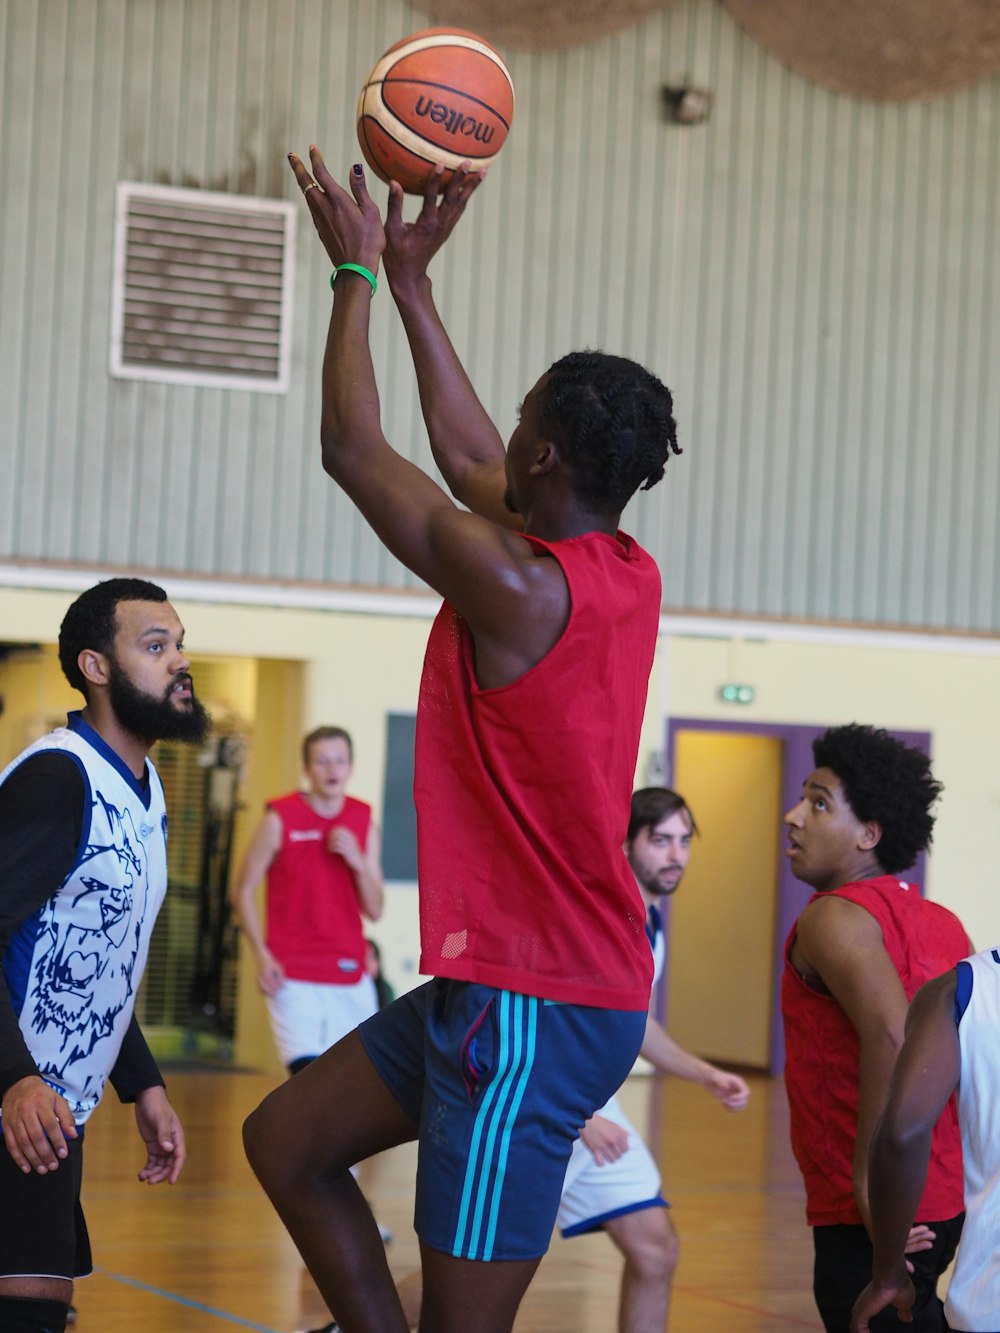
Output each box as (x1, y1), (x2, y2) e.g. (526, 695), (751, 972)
(538, 351), (681, 513)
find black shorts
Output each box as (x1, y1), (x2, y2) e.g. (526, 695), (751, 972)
(812, 1217), (964, 1333)
(0, 1133), (92, 1280)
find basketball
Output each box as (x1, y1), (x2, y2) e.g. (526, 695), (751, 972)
(356, 28), (514, 195)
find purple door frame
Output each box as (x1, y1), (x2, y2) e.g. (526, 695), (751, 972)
(661, 718), (931, 1074)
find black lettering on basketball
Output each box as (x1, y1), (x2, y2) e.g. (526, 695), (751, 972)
(414, 95), (495, 143)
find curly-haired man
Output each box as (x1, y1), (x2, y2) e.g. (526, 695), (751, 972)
(781, 723), (970, 1333)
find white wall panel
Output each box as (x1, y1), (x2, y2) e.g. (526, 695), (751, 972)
(0, 0), (997, 629)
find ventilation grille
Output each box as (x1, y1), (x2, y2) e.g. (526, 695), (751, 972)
(111, 183), (297, 393)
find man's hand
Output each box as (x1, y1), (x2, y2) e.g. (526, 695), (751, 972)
(850, 1272), (916, 1331)
(1, 1075), (78, 1173)
(255, 946), (286, 997)
(288, 146), (386, 276)
(383, 163), (485, 297)
(328, 825), (364, 872)
(579, 1114), (630, 1166)
(903, 1223), (935, 1262)
(134, 1085), (186, 1185)
(703, 1068), (751, 1110)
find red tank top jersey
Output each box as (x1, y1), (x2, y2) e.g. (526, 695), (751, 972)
(414, 529), (660, 1010)
(782, 875), (969, 1226)
(264, 791), (371, 985)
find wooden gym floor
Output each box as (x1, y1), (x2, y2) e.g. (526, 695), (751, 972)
(72, 1067), (824, 1331)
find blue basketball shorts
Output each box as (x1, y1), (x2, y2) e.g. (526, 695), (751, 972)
(357, 978), (646, 1261)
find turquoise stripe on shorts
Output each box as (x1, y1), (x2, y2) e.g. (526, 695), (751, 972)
(453, 991), (539, 1260)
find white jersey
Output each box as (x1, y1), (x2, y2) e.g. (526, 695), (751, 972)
(945, 948), (1000, 1332)
(1, 715), (168, 1123)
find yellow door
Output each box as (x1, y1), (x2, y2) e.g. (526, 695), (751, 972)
(666, 730), (783, 1069)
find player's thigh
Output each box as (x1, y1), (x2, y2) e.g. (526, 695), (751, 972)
(243, 1026), (419, 1180)
(418, 1240), (541, 1333)
(0, 1134), (90, 1288)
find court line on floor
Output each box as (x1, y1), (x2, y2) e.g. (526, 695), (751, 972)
(96, 1268), (280, 1330)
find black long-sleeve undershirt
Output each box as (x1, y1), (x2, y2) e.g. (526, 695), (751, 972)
(0, 750), (163, 1104)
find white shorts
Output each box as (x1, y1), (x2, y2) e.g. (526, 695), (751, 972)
(265, 974), (378, 1066)
(556, 1092), (668, 1238)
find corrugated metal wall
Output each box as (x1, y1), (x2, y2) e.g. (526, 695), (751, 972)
(1, 0), (997, 630)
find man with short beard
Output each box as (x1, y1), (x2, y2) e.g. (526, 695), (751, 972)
(0, 577), (210, 1333)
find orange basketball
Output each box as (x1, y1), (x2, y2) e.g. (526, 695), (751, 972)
(356, 28), (514, 195)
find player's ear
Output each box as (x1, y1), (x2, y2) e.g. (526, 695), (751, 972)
(858, 820), (882, 852)
(529, 438), (558, 476)
(78, 649), (111, 688)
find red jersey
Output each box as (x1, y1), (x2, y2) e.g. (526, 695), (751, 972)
(264, 791), (371, 985)
(414, 529), (660, 1010)
(782, 875), (969, 1226)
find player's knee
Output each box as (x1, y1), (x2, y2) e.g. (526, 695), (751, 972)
(242, 1092), (287, 1182)
(0, 1294), (70, 1332)
(622, 1213), (679, 1281)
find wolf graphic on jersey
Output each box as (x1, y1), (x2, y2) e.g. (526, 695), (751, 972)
(27, 795), (153, 1108)
(1, 717), (171, 1122)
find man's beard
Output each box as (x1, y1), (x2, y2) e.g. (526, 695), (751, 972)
(107, 658), (211, 745)
(638, 867), (684, 898)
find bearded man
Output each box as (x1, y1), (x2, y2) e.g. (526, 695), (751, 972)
(0, 577), (210, 1333)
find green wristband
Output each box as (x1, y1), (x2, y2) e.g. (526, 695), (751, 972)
(331, 263), (378, 295)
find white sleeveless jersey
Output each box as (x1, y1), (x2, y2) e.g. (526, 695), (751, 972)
(945, 947), (1000, 1332)
(1, 715), (168, 1123)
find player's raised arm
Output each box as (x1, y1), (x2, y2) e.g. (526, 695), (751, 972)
(383, 167), (515, 528)
(288, 148), (568, 682)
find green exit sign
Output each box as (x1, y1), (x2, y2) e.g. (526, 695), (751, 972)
(719, 683), (755, 704)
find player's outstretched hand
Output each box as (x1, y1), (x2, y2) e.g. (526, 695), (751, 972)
(383, 161), (485, 297)
(850, 1273), (915, 1331)
(1, 1074), (78, 1174)
(134, 1085), (186, 1185)
(288, 146), (386, 278)
(705, 1068), (751, 1111)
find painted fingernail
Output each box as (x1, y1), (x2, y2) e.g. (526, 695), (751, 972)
(353, 163), (363, 176)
